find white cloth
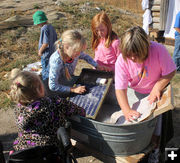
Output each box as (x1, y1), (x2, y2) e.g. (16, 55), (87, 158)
(143, 9), (152, 34)
(164, 0), (180, 38)
(142, 0), (152, 34)
(23, 62), (42, 75)
(141, 0), (149, 10)
(110, 95), (156, 125)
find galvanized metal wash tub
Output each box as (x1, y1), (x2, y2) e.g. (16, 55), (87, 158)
(69, 69), (157, 156)
(70, 105), (157, 156)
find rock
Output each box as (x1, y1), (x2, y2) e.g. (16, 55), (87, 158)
(1, 6), (15, 9)
(55, 0), (77, 6)
(0, 15), (33, 29)
(47, 12), (65, 22)
(14, 0), (21, 3)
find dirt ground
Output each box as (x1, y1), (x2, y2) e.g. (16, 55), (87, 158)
(0, 0), (180, 162)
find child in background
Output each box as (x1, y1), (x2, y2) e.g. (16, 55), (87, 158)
(48, 29), (108, 97)
(33, 11), (57, 87)
(10, 70), (85, 151)
(115, 26), (176, 163)
(91, 11), (120, 72)
(173, 11), (180, 71)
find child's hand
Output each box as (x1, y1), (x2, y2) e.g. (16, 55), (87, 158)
(148, 87), (161, 104)
(38, 50), (42, 57)
(123, 109), (140, 122)
(71, 86), (86, 94)
(96, 65), (112, 71)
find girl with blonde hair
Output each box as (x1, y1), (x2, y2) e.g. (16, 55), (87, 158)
(91, 11), (120, 72)
(48, 29), (106, 96)
(10, 70), (85, 152)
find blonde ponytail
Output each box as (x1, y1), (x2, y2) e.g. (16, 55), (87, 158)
(57, 41), (72, 80)
(65, 67), (71, 80)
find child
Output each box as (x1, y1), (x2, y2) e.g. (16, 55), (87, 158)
(115, 26), (176, 162)
(10, 70), (85, 151)
(91, 11), (120, 72)
(173, 11), (180, 71)
(33, 11), (57, 84)
(48, 29), (107, 96)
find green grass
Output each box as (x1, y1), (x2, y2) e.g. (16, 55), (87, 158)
(0, 80), (10, 92)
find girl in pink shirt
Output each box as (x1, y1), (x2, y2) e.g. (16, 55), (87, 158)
(115, 26), (176, 122)
(91, 11), (120, 72)
(115, 26), (176, 162)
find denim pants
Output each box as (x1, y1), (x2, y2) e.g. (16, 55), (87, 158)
(173, 35), (180, 71)
(41, 57), (50, 81)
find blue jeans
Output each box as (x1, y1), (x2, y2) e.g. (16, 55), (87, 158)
(173, 35), (180, 71)
(41, 56), (50, 81)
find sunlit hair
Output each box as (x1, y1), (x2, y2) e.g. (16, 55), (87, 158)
(9, 68), (21, 80)
(120, 26), (150, 62)
(10, 71), (44, 105)
(54, 30), (86, 80)
(91, 11), (118, 50)
(55, 29), (86, 57)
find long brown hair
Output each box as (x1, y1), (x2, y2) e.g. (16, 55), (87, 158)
(91, 11), (117, 51)
(120, 26), (150, 62)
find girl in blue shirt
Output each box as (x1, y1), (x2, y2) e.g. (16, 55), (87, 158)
(48, 30), (107, 96)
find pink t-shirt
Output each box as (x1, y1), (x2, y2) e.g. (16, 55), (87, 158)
(94, 39), (120, 72)
(115, 41), (176, 94)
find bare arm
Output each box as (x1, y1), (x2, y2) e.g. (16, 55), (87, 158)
(148, 70), (176, 104)
(38, 43), (48, 57)
(115, 89), (140, 121)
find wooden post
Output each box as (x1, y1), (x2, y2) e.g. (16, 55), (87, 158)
(160, 0), (169, 30)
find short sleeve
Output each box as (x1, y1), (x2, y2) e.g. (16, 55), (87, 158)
(157, 43), (176, 76)
(174, 12), (180, 28)
(41, 26), (49, 44)
(115, 55), (129, 90)
(112, 39), (121, 57)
